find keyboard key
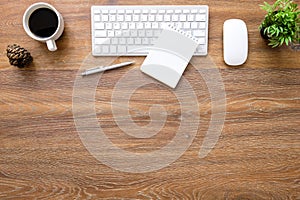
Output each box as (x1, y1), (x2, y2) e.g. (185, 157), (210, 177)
(141, 15), (148, 21)
(191, 9), (197, 13)
(94, 45), (101, 53)
(129, 23), (136, 29)
(146, 30), (153, 37)
(176, 23), (183, 29)
(94, 15), (100, 21)
(95, 38), (109, 44)
(172, 15), (178, 21)
(156, 15), (163, 21)
(117, 45), (126, 53)
(111, 38), (118, 44)
(183, 9), (190, 13)
(134, 38), (142, 44)
(102, 15), (108, 21)
(149, 37), (156, 44)
(94, 22), (105, 29)
(145, 22), (151, 29)
(123, 30), (130, 37)
(109, 9), (117, 14)
(195, 14), (206, 21)
(121, 22), (128, 29)
(109, 14), (116, 21)
(164, 15), (171, 21)
(151, 22), (159, 29)
(94, 9), (100, 14)
(183, 22), (190, 29)
(150, 9), (157, 14)
(199, 22), (206, 29)
(196, 45), (206, 52)
(118, 9), (125, 14)
(138, 30), (145, 37)
(159, 23), (165, 29)
(117, 15), (124, 21)
(179, 15), (187, 21)
(149, 15), (155, 21)
(187, 15), (194, 21)
(130, 30), (138, 37)
(186, 30), (192, 35)
(198, 37), (205, 44)
(109, 9), (116, 14)
(115, 30), (122, 36)
(199, 9), (206, 14)
(106, 23), (112, 29)
(119, 38), (126, 44)
(95, 30), (107, 37)
(108, 30), (114, 37)
(142, 38), (149, 44)
(110, 45), (117, 53)
(193, 30), (205, 37)
(127, 38), (134, 44)
(102, 45), (109, 53)
(102, 9), (108, 14)
(137, 23), (144, 29)
(191, 22), (198, 29)
(125, 15), (132, 21)
(175, 9), (181, 13)
(113, 23), (120, 29)
(133, 15), (140, 21)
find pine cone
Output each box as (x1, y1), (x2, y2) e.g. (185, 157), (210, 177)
(6, 44), (33, 68)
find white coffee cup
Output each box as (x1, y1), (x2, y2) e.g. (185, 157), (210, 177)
(23, 2), (64, 51)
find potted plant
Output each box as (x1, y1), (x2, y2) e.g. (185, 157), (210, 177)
(259, 0), (300, 48)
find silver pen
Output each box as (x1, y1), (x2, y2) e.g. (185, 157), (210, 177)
(81, 61), (135, 76)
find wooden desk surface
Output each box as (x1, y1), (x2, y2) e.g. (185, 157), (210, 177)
(0, 0), (299, 199)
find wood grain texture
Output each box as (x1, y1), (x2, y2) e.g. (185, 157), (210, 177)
(0, 0), (299, 199)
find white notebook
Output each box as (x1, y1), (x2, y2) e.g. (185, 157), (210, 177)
(140, 25), (199, 88)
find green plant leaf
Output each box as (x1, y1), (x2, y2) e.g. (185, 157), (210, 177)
(280, 26), (283, 32)
(276, 28), (280, 36)
(285, 37), (290, 45)
(280, 37), (285, 45)
(259, 0), (300, 47)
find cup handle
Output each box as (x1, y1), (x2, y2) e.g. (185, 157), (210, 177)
(46, 40), (57, 51)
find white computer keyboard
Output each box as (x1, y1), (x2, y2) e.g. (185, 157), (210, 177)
(91, 5), (209, 56)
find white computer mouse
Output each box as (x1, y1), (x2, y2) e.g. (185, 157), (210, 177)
(223, 19), (248, 66)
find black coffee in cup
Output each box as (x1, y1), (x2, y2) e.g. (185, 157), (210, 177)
(23, 2), (64, 51)
(29, 8), (58, 38)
